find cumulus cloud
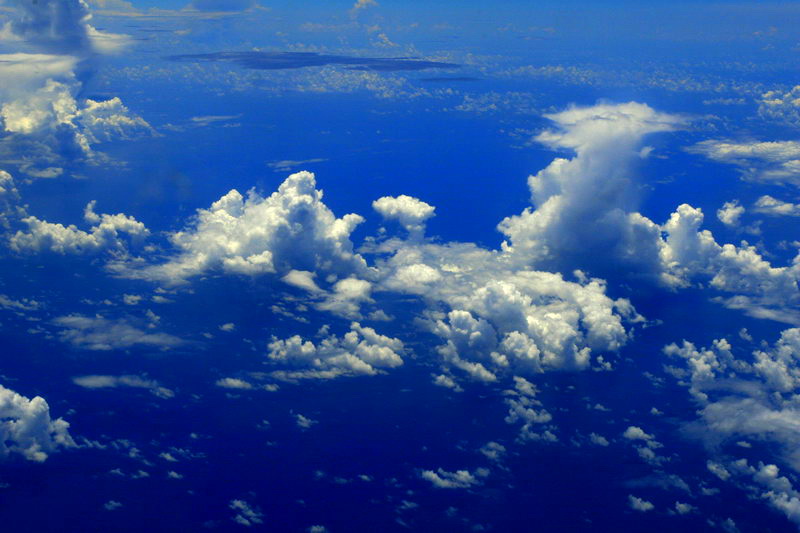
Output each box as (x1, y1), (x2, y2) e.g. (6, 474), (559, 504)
(11, 200), (149, 255)
(53, 314), (183, 351)
(117, 172), (367, 284)
(376, 238), (635, 383)
(373, 195), (435, 237)
(72, 375), (174, 398)
(0, 1), (149, 178)
(665, 329), (800, 475)
(0, 384), (75, 462)
(498, 102), (684, 278)
(717, 200), (744, 227)
(488, 103), (799, 324)
(267, 321), (404, 380)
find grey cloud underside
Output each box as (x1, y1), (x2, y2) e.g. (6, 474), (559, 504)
(165, 51), (461, 72)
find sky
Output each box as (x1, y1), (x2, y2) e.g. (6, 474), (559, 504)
(0, 0), (800, 532)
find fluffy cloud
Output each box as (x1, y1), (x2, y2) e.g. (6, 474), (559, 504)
(373, 195), (435, 237)
(267, 321), (404, 380)
(72, 375), (174, 398)
(753, 195), (800, 217)
(665, 329), (800, 472)
(690, 140), (800, 186)
(10, 200), (149, 255)
(53, 314), (183, 351)
(0, 384), (75, 462)
(717, 200), (744, 227)
(497, 102), (684, 278)
(490, 102), (799, 323)
(0, 1), (148, 178)
(119, 172), (368, 284)
(376, 238), (635, 382)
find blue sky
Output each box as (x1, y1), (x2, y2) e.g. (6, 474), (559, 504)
(1, 0), (800, 532)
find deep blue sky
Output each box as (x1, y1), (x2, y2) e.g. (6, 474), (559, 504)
(0, 1), (800, 532)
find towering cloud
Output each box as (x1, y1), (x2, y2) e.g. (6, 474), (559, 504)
(0, 384), (74, 462)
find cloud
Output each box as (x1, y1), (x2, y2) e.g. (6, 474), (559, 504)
(717, 200), (744, 227)
(267, 158), (327, 173)
(0, 293), (40, 312)
(623, 426), (655, 442)
(3, 0), (129, 55)
(373, 195), (435, 237)
(72, 375), (174, 398)
(229, 499), (264, 527)
(759, 86), (800, 128)
(295, 413), (317, 429)
(351, 0), (377, 12)
(376, 240), (635, 382)
(497, 102), (684, 279)
(53, 314), (183, 351)
(690, 140), (800, 186)
(665, 329), (800, 475)
(753, 195), (800, 217)
(267, 322), (404, 380)
(420, 467), (488, 489)
(11, 200), (149, 255)
(215, 377), (253, 390)
(116, 172), (368, 284)
(167, 51), (459, 73)
(0, 384), (75, 462)
(0, 2), (148, 178)
(628, 495), (654, 512)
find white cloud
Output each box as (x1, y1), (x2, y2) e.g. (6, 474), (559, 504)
(267, 322), (404, 380)
(759, 86), (800, 128)
(0, 384), (75, 462)
(117, 172), (368, 284)
(0, 293), (41, 312)
(229, 499), (264, 527)
(498, 101), (684, 277)
(628, 495), (654, 512)
(691, 139), (800, 186)
(373, 195), (435, 237)
(666, 329), (800, 478)
(72, 375), (174, 398)
(717, 200), (744, 227)
(53, 314), (183, 351)
(420, 467), (487, 489)
(753, 195), (800, 217)
(295, 413), (317, 429)
(10, 200), (149, 255)
(104, 500), (123, 511)
(623, 426), (654, 442)
(215, 377), (253, 390)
